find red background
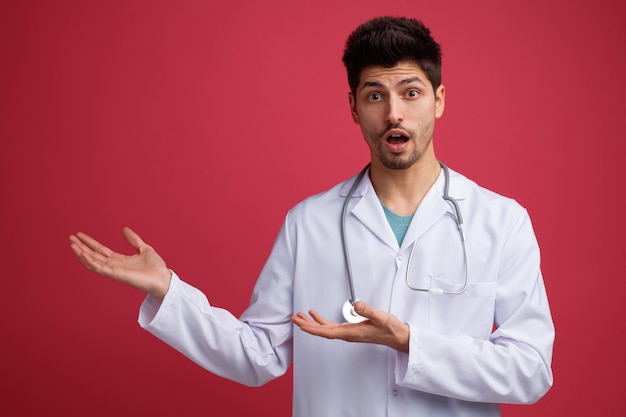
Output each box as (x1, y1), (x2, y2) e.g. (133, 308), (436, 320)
(1, 0), (624, 415)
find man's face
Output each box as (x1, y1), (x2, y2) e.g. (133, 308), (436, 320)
(349, 61), (445, 170)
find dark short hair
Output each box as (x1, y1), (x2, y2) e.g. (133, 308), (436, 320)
(342, 16), (442, 94)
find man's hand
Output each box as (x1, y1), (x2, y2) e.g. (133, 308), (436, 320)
(291, 301), (410, 353)
(69, 227), (172, 302)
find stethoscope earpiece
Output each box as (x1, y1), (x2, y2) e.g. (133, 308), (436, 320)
(342, 299), (368, 323)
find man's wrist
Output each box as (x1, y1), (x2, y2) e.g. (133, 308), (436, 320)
(151, 269), (172, 303)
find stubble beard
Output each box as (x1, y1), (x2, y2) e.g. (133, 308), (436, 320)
(367, 123), (433, 170)
(378, 143), (422, 169)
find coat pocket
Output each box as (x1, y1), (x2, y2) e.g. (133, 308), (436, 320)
(428, 279), (497, 340)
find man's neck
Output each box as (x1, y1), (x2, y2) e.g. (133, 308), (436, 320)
(369, 157), (441, 216)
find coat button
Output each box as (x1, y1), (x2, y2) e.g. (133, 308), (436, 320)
(392, 389), (399, 396)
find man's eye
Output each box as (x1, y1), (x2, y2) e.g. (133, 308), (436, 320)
(368, 93), (381, 101)
(407, 90), (419, 98)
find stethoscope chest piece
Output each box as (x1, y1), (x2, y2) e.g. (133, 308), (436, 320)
(342, 299), (368, 323)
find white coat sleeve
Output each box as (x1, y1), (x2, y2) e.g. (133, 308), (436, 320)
(137, 221), (295, 387)
(394, 209), (554, 404)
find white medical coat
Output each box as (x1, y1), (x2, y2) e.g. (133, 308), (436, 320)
(139, 167), (554, 417)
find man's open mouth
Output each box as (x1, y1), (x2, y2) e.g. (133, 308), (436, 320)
(387, 133), (409, 144)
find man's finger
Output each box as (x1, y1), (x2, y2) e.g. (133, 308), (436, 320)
(353, 301), (375, 318)
(70, 242), (94, 270)
(70, 235), (110, 263)
(122, 227), (147, 253)
(308, 310), (335, 325)
(75, 232), (114, 257)
(291, 312), (314, 326)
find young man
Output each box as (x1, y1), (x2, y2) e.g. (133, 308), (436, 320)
(70, 16), (554, 416)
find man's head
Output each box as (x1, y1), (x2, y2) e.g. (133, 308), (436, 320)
(342, 16), (442, 94)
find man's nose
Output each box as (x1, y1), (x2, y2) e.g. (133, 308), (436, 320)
(386, 95), (404, 124)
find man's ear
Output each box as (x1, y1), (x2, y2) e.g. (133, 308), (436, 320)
(435, 84), (445, 119)
(349, 92), (359, 124)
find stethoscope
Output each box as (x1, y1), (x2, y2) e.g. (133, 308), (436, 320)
(341, 161), (470, 323)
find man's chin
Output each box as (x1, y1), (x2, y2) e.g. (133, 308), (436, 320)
(380, 155), (419, 170)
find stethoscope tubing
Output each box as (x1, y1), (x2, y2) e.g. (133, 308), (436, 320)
(341, 163), (371, 305)
(341, 161), (469, 321)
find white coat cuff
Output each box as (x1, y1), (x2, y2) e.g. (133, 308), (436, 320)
(138, 269), (181, 328)
(395, 322), (424, 383)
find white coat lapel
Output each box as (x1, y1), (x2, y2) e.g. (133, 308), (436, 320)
(401, 167), (469, 250)
(338, 166), (469, 252)
(340, 171), (398, 250)
(401, 171), (449, 250)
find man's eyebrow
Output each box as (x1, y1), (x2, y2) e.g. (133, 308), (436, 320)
(397, 76), (426, 87)
(361, 76), (426, 89)
(361, 80), (384, 89)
